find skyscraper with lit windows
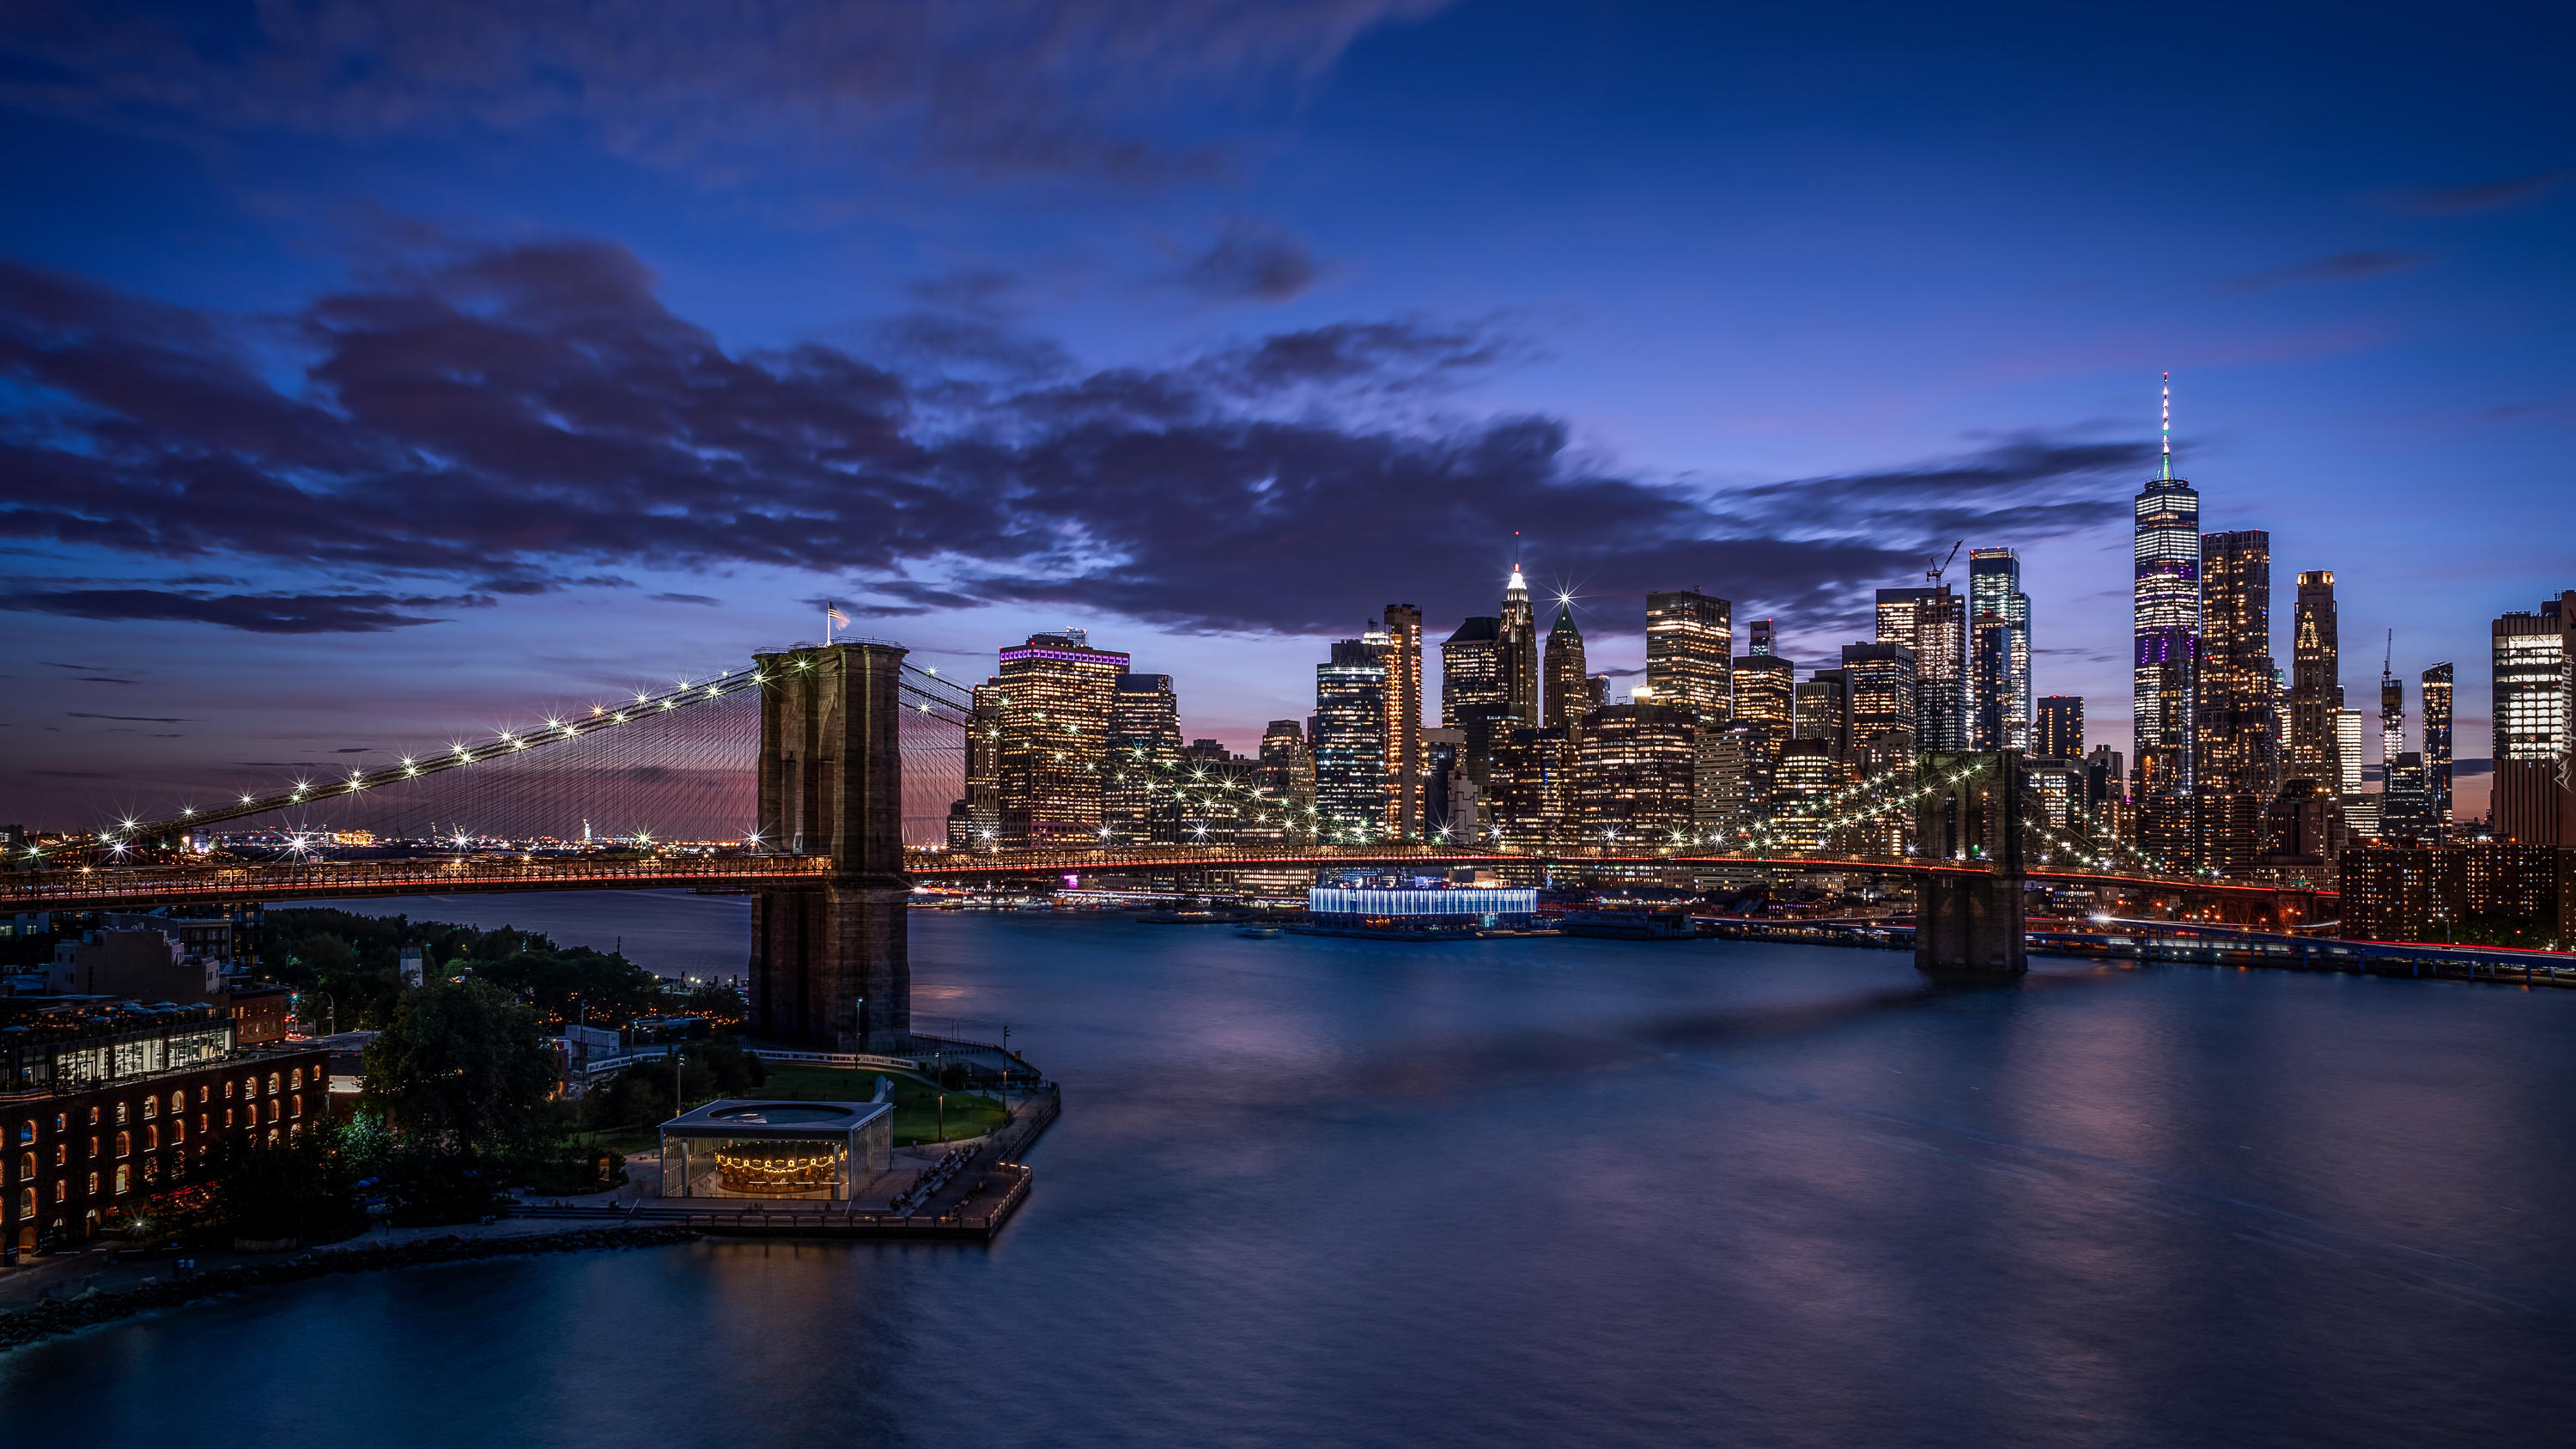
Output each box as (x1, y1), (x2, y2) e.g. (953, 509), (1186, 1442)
(2288, 570), (2343, 788)
(1646, 588), (1733, 724)
(1314, 632), (1389, 841)
(1877, 585), (1965, 751)
(1542, 601), (1588, 728)
(995, 630), (1130, 848)
(1498, 566), (1540, 728)
(2493, 592), (2576, 846)
(2421, 662), (2454, 833)
(1967, 548), (2030, 751)
(1380, 604), (1425, 838)
(2036, 697), (2083, 762)
(2134, 375), (2201, 799)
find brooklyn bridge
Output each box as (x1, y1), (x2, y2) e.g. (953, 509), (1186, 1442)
(9, 641), (2336, 1050)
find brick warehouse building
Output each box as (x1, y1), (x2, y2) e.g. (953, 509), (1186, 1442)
(5, 1005), (329, 1253)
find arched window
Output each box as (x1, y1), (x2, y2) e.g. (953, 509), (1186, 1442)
(85, 1172), (97, 1195)
(267, 1073), (280, 1095)
(291, 1094), (303, 1118)
(14, 1188), (28, 1220)
(141, 1096), (156, 1120)
(170, 1092), (185, 1117)
(145, 1125), (158, 1151)
(264, 1128), (279, 1148)
(16, 1151), (31, 1181)
(141, 1158), (159, 1184)
(114, 1102), (129, 1125)
(112, 1166), (129, 1196)
(52, 1179), (66, 1203)
(289, 1067), (303, 1089)
(223, 1081), (234, 1099)
(114, 1132), (130, 1158)
(266, 1099), (280, 1123)
(15, 1119), (30, 1146)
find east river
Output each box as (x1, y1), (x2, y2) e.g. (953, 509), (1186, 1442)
(8, 899), (2576, 1446)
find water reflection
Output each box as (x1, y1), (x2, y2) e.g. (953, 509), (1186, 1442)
(8, 913), (2575, 1448)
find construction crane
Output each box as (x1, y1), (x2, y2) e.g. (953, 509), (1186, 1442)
(1926, 539), (1963, 586)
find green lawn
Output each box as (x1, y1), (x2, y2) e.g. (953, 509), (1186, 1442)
(562, 1062), (1009, 1158)
(756, 1061), (1008, 1147)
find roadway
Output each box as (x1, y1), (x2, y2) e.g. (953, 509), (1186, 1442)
(2, 847), (2331, 910)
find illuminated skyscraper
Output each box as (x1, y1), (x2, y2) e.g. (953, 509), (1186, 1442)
(995, 630), (1130, 848)
(1876, 586), (1965, 751)
(1967, 548), (2031, 751)
(2287, 570), (2343, 787)
(1489, 727), (1576, 851)
(1795, 670), (1850, 760)
(1257, 720), (1315, 841)
(2492, 592), (2576, 846)
(1542, 600), (1589, 728)
(2336, 707), (2375, 839)
(2421, 662), (2454, 832)
(1314, 633), (1389, 841)
(949, 679), (1007, 849)
(1105, 672), (1183, 845)
(1730, 645), (1795, 824)
(2134, 375), (2201, 798)
(2379, 658), (2403, 788)
(1646, 588), (1733, 724)
(2036, 697), (2084, 762)
(1381, 604), (1425, 838)
(1440, 616), (1502, 725)
(1498, 565), (1540, 727)
(1575, 703), (1698, 846)
(2196, 529), (2278, 800)
(1840, 642), (1917, 755)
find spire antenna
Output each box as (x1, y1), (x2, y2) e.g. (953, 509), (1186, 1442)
(2160, 372), (2172, 481)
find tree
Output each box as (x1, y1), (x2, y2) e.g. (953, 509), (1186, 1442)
(363, 977), (557, 1153)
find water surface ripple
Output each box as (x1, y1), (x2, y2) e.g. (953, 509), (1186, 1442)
(9, 907), (2573, 1447)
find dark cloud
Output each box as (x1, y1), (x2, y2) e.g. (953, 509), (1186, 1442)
(2399, 171), (2569, 214)
(0, 588), (495, 633)
(1173, 220), (1324, 302)
(33, 770), (112, 778)
(650, 593), (722, 606)
(1, 0), (1454, 185)
(0, 238), (2149, 638)
(2224, 250), (2427, 294)
(64, 712), (191, 722)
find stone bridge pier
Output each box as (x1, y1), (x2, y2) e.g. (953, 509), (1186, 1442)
(747, 642), (911, 1050)
(1913, 752), (2027, 976)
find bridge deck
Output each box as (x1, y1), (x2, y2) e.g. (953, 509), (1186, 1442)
(3, 848), (2330, 910)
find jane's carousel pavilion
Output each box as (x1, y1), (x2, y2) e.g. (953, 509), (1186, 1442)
(658, 1100), (894, 1201)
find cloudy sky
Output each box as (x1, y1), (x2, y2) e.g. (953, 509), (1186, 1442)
(3, 0), (2569, 827)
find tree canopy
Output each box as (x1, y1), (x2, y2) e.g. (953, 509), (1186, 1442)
(362, 977), (557, 1152)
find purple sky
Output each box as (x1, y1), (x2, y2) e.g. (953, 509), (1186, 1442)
(4, 0), (2570, 830)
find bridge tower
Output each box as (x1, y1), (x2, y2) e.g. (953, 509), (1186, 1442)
(1913, 751), (2028, 975)
(748, 642), (910, 1051)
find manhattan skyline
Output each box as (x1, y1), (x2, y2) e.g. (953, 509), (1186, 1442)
(5, 1), (2571, 825)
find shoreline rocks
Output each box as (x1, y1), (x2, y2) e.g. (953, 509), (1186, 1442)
(0, 1226), (702, 1351)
